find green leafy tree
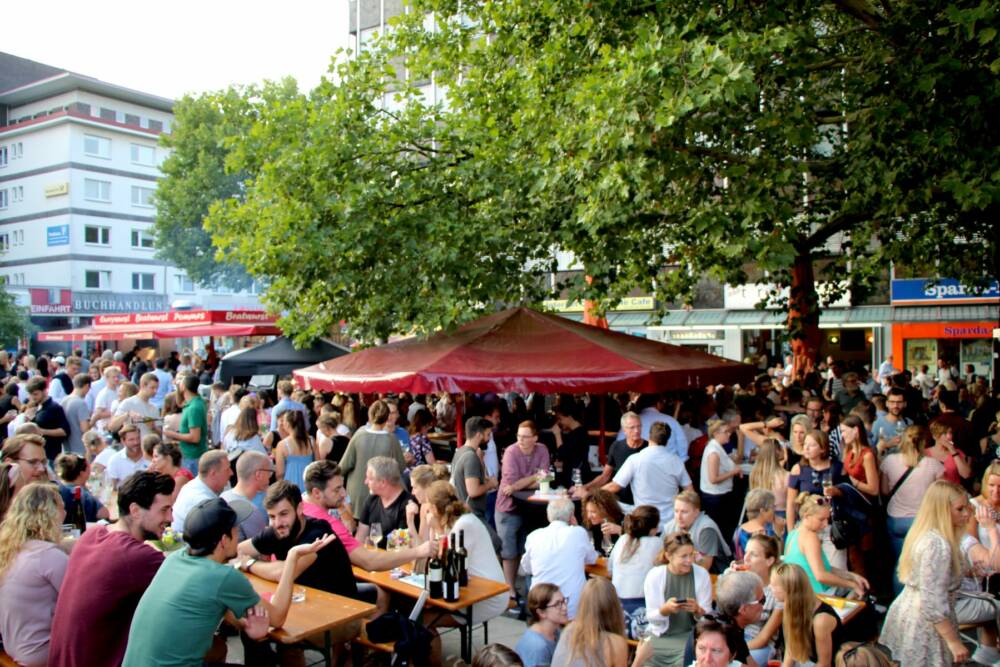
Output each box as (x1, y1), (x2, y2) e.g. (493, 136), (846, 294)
(202, 0), (998, 356)
(154, 81), (302, 291)
(0, 287), (33, 348)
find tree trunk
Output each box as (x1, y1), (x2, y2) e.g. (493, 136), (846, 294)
(788, 253), (821, 382)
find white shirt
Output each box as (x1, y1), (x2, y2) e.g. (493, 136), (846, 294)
(521, 520), (597, 619)
(92, 386), (117, 433)
(114, 394), (160, 439)
(219, 404), (241, 439)
(106, 449), (149, 488)
(93, 445), (116, 471)
(151, 369), (174, 409)
(617, 408), (690, 461)
(612, 445), (691, 524)
(643, 563), (713, 636)
(608, 535), (661, 599)
(700, 440), (735, 495)
(171, 476), (219, 534)
(484, 434), (499, 478)
(48, 375), (69, 402)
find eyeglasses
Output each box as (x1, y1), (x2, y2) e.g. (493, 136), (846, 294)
(544, 597), (568, 609)
(17, 457), (47, 469)
(756, 594), (767, 606)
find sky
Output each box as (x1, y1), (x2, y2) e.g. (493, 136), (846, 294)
(4, 0), (352, 100)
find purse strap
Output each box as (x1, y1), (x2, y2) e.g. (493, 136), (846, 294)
(887, 465), (915, 501)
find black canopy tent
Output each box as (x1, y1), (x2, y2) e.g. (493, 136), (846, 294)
(219, 336), (350, 386)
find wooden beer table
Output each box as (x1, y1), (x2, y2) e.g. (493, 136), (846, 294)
(352, 563), (509, 662)
(246, 573), (375, 666)
(585, 556), (610, 578)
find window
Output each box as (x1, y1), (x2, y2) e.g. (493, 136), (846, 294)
(124, 113), (140, 126)
(0, 233), (9, 252)
(131, 185), (154, 207)
(11, 186), (23, 203)
(0, 145), (7, 167)
(84, 134), (111, 159)
(131, 272), (155, 291)
(130, 143), (155, 166)
(84, 225), (111, 245)
(131, 229), (154, 249)
(99, 107), (116, 121)
(84, 178), (111, 202)
(147, 119), (163, 132)
(13, 230), (23, 246)
(0, 189), (7, 209)
(11, 143), (22, 159)
(84, 270), (111, 289)
(174, 274), (195, 293)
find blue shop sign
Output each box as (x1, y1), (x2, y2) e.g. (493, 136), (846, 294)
(891, 278), (1000, 304)
(46, 225), (70, 246)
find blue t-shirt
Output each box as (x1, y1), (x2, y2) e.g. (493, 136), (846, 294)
(515, 628), (557, 667)
(871, 415), (911, 448)
(58, 483), (104, 522)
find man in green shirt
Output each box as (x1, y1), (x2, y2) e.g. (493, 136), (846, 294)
(164, 374), (209, 474)
(123, 497), (334, 667)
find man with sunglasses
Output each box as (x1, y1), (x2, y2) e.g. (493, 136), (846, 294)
(684, 570), (764, 667)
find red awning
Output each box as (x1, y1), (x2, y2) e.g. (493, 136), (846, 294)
(38, 310), (280, 341)
(294, 307), (754, 394)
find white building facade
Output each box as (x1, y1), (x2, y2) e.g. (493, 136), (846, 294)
(0, 53), (263, 349)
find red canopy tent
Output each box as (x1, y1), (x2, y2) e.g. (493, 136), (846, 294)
(294, 306), (754, 394)
(37, 310), (281, 341)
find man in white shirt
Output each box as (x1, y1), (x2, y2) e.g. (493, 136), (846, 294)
(150, 358), (174, 410)
(171, 449), (231, 533)
(616, 394), (689, 462)
(108, 372), (160, 439)
(521, 497), (597, 619)
(106, 425), (149, 489)
(604, 422), (693, 525)
(91, 366), (121, 435)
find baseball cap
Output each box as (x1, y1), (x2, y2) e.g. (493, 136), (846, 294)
(184, 497), (254, 554)
(54, 356), (66, 365)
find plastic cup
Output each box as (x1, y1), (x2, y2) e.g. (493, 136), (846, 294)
(292, 587), (306, 603)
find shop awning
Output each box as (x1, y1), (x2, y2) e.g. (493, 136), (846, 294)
(38, 310), (281, 341)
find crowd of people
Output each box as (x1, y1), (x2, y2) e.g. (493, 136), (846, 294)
(0, 345), (997, 667)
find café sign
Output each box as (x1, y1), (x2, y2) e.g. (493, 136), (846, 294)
(543, 296), (655, 313)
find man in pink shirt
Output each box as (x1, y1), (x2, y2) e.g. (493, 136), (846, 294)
(302, 460), (434, 572)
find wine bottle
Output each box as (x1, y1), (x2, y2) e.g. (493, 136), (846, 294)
(455, 529), (469, 587)
(72, 486), (87, 535)
(427, 538), (444, 599)
(443, 535), (460, 602)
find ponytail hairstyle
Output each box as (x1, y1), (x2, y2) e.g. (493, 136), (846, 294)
(620, 505), (660, 563)
(426, 480), (468, 531)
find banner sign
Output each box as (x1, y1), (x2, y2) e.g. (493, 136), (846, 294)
(891, 278), (1000, 304)
(46, 225), (70, 246)
(93, 309), (273, 327)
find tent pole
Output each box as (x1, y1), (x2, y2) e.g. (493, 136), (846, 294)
(599, 395), (606, 465)
(455, 393), (464, 447)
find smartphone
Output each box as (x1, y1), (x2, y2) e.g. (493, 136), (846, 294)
(675, 597), (687, 604)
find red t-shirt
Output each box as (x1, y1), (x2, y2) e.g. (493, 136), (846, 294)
(48, 525), (164, 667)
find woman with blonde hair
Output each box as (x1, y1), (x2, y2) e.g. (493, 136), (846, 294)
(783, 494), (868, 597)
(405, 463), (451, 543)
(0, 434), (51, 523)
(925, 419), (972, 486)
(771, 561), (846, 667)
(700, 418), (742, 540)
(749, 438), (789, 533)
(551, 577), (629, 667)
(880, 425), (943, 568)
(0, 483), (69, 666)
(223, 406), (267, 455)
(881, 480), (972, 666)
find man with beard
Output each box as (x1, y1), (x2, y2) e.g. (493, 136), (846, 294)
(124, 497), (327, 667)
(236, 480), (360, 664)
(49, 471), (176, 667)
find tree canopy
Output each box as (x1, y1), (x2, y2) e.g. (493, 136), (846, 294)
(0, 287), (32, 348)
(171, 0), (998, 346)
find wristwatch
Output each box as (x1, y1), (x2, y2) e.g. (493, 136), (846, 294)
(241, 557), (257, 573)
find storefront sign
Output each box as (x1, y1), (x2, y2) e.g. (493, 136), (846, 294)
(28, 288), (72, 314)
(543, 296), (655, 313)
(670, 330), (723, 341)
(44, 182), (69, 197)
(46, 225), (70, 246)
(73, 293), (168, 314)
(891, 278), (1000, 304)
(92, 309), (273, 326)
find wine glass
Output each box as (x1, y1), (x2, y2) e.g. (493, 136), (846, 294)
(601, 532), (613, 558)
(822, 476), (833, 496)
(369, 524), (383, 551)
